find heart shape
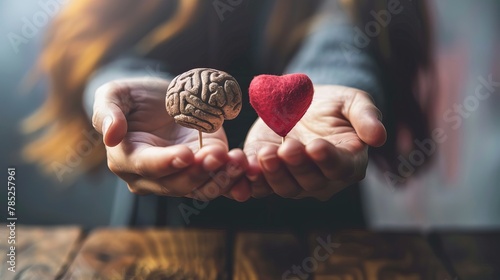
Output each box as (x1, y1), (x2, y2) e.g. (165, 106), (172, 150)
(249, 73), (314, 137)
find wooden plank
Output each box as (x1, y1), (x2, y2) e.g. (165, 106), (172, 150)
(63, 228), (227, 279)
(0, 225), (82, 280)
(233, 231), (307, 280)
(309, 230), (452, 280)
(438, 232), (500, 280)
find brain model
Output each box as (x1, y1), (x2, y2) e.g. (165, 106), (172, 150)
(166, 68), (242, 133)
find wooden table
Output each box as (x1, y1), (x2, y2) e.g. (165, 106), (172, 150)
(0, 226), (498, 279)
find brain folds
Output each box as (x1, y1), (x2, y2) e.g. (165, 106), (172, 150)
(166, 68), (242, 133)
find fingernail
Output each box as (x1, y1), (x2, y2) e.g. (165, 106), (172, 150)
(172, 157), (189, 169)
(261, 155), (280, 173)
(102, 116), (112, 135)
(203, 155), (224, 171)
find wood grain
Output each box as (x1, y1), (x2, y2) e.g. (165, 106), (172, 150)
(12, 226), (500, 279)
(63, 228), (227, 280)
(233, 231), (307, 280)
(0, 225), (81, 280)
(438, 232), (500, 280)
(309, 230), (452, 280)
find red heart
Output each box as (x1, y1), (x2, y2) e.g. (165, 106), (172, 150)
(249, 74), (314, 137)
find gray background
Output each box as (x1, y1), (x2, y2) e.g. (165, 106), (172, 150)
(0, 0), (115, 227)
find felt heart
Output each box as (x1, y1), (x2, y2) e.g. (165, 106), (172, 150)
(249, 73), (314, 137)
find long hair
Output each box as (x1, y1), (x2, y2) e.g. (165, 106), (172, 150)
(352, 0), (435, 177)
(24, 0), (432, 181)
(22, 0), (321, 180)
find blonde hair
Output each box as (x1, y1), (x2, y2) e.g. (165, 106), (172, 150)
(22, 0), (199, 181)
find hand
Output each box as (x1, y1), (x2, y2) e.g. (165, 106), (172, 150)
(92, 78), (249, 201)
(243, 85), (387, 201)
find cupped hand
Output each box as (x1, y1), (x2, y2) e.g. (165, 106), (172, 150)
(92, 78), (248, 200)
(242, 85), (387, 201)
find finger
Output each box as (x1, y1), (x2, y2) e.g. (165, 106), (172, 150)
(120, 173), (167, 196)
(159, 145), (228, 196)
(126, 182), (155, 196)
(226, 149), (251, 201)
(106, 141), (194, 178)
(278, 138), (328, 192)
(228, 178), (251, 202)
(193, 149), (248, 200)
(258, 145), (302, 198)
(225, 149), (248, 178)
(306, 139), (367, 182)
(250, 175), (274, 198)
(245, 153), (262, 179)
(184, 129), (229, 154)
(295, 182), (344, 202)
(92, 83), (131, 147)
(246, 154), (273, 198)
(345, 91), (387, 147)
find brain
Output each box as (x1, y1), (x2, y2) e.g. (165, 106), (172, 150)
(166, 68), (243, 133)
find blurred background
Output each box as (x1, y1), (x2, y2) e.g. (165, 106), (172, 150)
(0, 0), (116, 227)
(1, 0), (499, 230)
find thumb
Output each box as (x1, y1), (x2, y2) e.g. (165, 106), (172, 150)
(346, 91), (387, 147)
(92, 83), (130, 147)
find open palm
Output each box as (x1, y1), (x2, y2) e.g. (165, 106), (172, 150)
(93, 78), (247, 199)
(243, 85), (386, 200)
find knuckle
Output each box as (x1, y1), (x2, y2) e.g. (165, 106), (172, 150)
(191, 190), (210, 201)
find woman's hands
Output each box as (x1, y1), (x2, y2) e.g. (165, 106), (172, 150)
(92, 79), (386, 202)
(242, 85), (387, 201)
(91, 78), (249, 200)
